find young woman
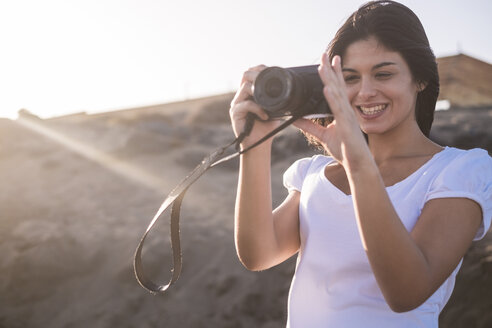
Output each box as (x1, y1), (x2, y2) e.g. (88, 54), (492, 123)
(229, 1), (492, 327)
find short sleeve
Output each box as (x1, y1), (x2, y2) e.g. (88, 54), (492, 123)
(425, 149), (492, 240)
(283, 157), (314, 193)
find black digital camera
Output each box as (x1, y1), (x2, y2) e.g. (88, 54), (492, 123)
(253, 65), (331, 118)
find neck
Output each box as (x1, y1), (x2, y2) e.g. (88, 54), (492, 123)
(367, 122), (439, 165)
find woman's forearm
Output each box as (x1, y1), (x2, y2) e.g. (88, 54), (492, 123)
(346, 159), (432, 311)
(234, 142), (279, 271)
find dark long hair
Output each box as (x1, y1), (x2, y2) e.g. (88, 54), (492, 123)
(318, 0), (439, 137)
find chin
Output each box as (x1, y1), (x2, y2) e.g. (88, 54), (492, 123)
(359, 124), (388, 136)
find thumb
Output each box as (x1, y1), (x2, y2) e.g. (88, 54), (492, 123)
(293, 118), (328, 140)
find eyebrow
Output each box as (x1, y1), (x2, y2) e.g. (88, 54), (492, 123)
(342, 61), (397, 73)
(373, 61), (396, 69)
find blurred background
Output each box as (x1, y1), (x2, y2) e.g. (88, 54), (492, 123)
(1, 0), (492, 120)
(1, 1), (491, 327)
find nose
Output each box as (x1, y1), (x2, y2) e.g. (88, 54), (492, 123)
(357, 78), (377, 100)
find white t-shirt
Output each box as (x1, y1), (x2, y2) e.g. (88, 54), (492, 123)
(283, 146), (492, 328)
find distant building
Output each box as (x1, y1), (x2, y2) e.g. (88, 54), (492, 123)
(437, 54), (492, 108)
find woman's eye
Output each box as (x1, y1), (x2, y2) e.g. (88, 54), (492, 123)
(344, 75), (359, 83)
(376, 72), (393, 79)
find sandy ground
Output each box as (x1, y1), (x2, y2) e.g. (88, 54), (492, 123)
(0, 97), (491, 327)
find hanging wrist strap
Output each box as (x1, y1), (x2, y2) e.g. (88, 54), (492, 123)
(134, 113), (298, 294)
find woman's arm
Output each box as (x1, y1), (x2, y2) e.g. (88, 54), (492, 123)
(230, 66), (300, 271)
(348, 163), (481, 312)
(236, 147), (301, 270)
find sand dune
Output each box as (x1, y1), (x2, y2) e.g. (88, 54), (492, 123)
(0, 97), (491, 327)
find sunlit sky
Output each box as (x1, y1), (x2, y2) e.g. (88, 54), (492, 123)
(1, 0), (491, 119)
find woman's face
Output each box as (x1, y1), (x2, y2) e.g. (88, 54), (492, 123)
(341, 36), (421, 136)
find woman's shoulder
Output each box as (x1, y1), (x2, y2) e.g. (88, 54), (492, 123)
(439, 146), (490, 159)
(425, 146), (492, 195)
(283, 154), (334, 192)
(425, 147), (492, 240)
(291, 154), (335, 172)
(435, 146), (492, 169)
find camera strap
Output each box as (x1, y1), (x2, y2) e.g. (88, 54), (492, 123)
(134, 113), (299, 294)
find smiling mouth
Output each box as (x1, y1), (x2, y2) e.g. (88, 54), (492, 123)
(357, 104), (387, 115)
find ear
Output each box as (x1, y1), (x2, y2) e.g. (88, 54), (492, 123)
(417, 81), (428, 92)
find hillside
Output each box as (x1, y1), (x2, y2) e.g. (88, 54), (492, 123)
(0, 96), (491, 327)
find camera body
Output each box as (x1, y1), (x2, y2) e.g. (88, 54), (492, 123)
(253, 65), (331, 118)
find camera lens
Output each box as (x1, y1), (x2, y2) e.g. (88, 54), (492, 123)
(254, 65), (330, 118)
(264, 77), (283, 98)
(253, 67), (295, 116)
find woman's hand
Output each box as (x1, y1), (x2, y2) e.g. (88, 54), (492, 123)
(293, 53), (371, 170)
(229, 65), (283, 150)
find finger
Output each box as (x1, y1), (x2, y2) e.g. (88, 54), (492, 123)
(319, 54), (345, 92)
(231, 81), (254, 106)
(318, 52), (337, 86)
(331, 55), (345, 84)
(293, 118), (327, 140)
(331, 55), (341, 71)
(231, 100), (269, 121)
(240, 65), (267, 84)
(322, 85), (354, 123)
(232, 65), (268, 106)
(249, 64), (267, 72)
(318, 54), (351, 118)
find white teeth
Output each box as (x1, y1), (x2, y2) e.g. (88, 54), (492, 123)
(359, 104), (386, 115)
